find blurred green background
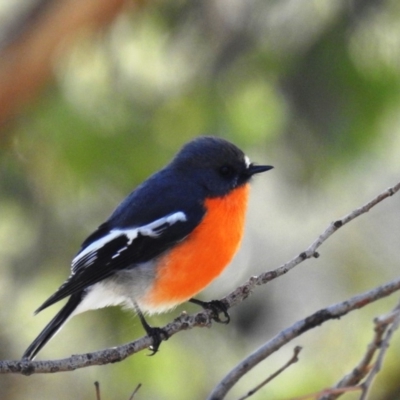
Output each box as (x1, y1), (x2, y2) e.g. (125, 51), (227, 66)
(1, 0), (400, 399)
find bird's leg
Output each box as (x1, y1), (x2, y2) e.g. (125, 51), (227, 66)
(189, 298), (230, 324)
(133, 302), (169, 356)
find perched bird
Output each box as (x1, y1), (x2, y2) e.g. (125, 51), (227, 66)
(22, 136), (273, 360)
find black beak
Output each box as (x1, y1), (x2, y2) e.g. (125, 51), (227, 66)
(247, 164), (274, 176)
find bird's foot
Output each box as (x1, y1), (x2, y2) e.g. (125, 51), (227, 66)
(145, 326), (169, 356)
(134, 301), (169, 355)
(189, 298), (230, 324)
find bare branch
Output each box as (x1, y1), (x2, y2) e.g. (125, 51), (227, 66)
(128, 383), (142, 400)
(237, 346), (302, 400)
(94, 381), (101, 400)
(223, 182), (400, 313)
(0, 181), (399, 375)
(207, 277), (400, 400)
(1, 310), (214, 374)
(359, 302), (400, 400)
(319, 301), (400, 400)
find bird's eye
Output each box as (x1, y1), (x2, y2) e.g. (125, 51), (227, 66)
(219, 165), (234, 178)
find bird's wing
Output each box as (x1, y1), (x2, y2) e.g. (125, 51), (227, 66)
(35, 211), (196, 313)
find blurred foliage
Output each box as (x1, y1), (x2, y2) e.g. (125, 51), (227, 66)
(2, 0), (400, 399)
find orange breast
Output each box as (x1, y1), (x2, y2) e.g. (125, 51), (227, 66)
(141, 184), (250, 312)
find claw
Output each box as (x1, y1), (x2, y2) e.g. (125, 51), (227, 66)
(189, 298), (230, 324)
(134, 301), (169, 355)
(147, 327), (169, 356)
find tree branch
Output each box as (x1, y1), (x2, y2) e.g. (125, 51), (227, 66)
(237, 346), (302, 400)
(359, 301), (400, 400)
(207, 278), (400, 400)
(318, 301), (400, 400)
(222, 181), (400, 314)
(1, 181), (399, 376)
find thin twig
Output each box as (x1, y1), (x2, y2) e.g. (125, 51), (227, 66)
(359, 302), (400, 400)
(0, 181), (398, 375)
(318, 302), (400, 400)
(94, 381), (101, 400)
(128, 383), (142, 400)
(223, 181), (400, 312)
(237, 346), (302, 400)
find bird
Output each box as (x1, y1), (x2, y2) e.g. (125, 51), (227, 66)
(22, 136), (273, 360)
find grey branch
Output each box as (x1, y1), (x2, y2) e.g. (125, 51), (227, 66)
(0, 181), (399, 376)
(207, 277), (400, 400)
(319, 301), (400, 400)
(359, 301), (400, 400)
(237, 346), (302, 400)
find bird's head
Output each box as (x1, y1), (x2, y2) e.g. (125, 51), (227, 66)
(170, 136), (273, 197)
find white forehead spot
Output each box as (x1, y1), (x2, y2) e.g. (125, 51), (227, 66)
(244, 155), (251, 168)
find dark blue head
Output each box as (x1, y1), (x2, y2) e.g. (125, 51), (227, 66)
(170, 136), (273, 198)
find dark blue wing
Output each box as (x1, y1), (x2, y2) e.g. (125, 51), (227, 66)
(36, 210), (204, 313)
(35, 167), (206, 313)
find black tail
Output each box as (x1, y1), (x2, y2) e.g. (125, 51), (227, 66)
(22, 292), (83, 361)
